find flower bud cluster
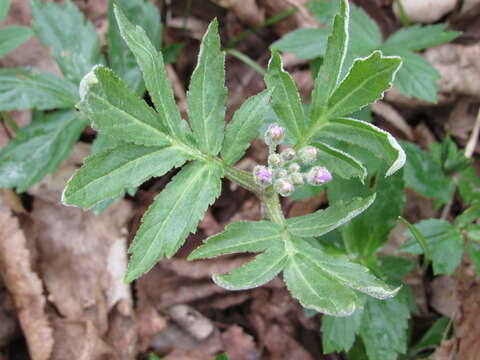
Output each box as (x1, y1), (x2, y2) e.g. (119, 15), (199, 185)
(252, 124), (333, 197)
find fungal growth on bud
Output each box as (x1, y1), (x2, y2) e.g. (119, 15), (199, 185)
(265, 123), (285, 146)
(298, 146), (318, 164)
(281, 148), (296, 161)
(253, 165), (273, 187)
(268, 153), (283, 168)
(274, 178), (295, 197)
(306, 166), (333, 186)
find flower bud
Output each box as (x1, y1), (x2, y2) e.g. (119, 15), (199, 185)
(268, 153), (283, 168)
(253, 165), (273, 187)
(281, 148), (296, 161)
(274, 178), (295, 197)
(306, 166), (332, 185)
(275, 168), (288, 179)
(288, 163), (301, 173)
(265, 123), (285, 145)
(290, 172), (304, 186)
(298, 146), (318, 164)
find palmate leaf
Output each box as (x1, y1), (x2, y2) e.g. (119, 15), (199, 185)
(0, 110), (86, 192)
(187, 19), (227, 155)
(63, 144), (191, 209)
(29, 0), (104, 83)
(107, 0), (162, 95)
(221, 89), (271, 165)
(0, 26), (33, 58)
(113, 5), (189, 142)
(192, 195), (397, 316)
(0, 67), (78, 111)
(79, 65), (172, 147)
(126, 161), (223, 282)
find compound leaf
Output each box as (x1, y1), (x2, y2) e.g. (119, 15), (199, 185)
(0, 67), (78, 111)
(107, 0), (162, 95)
(113, 5), (188, 141)
(126, 161), (222, 282)
(326, 51), (401, 118)
(63, 144), (191, 209)
(265, 50), (305, 144)
(79, 65), (172, 147)
(29, 0), (103, 83)
(0, 26), (33, 58)
(189, 220), (283, 260)
(187, 18), (227, 155)
(221, 89), (271, 165)
(0, 110), (86, 192)
(286, 195), (376, 238)
(317, 117), (406, 176)
(213, 243), (287, 290)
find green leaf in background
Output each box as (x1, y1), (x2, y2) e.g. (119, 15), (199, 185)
(0, 26), (33, 58)
(0, 0), (10, 22)
(265, 50), (305, 144)
(29, 0), (104, 84)
(0, 110), (86, 192)
(401, 141), (453, 203)
(216, 354), (229, 360)
(107, 0), (162, 95)
(309, 0), (348, 122)
(400, 219), (464, 275)
(0, 67), (78, 111)
(313, 142), (367, 181)
(189, 220), (283, 260)
(79, 65), (172, 147)
(321, 308), (364, 353)
(359, 296), (410, 360)
(213, 243), (287, 290)
(272, 28), (329, 59)
(409, 317), (450, 355)
(221, 89), (271, 165)
(455, 202), (480, 229)
(317, 118), (406, 177)
(400, 216), (431, 263)
(383, 24), (461, 51)
(458, 166), (480, 205)
(467, 241), (480, 277)
(325, 51), (401, 118)
(113, 5), (189, 142)
(286, 195), (375, 238)
(187, 18), (227, 155)
(63, 144), (191, 209)
(126, 161), (223, 282)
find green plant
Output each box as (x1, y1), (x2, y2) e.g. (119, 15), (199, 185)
(0, 0), (179, 214)
(63, 0), (407, 318)
(0, 0), (33, 57)
(273, 0), (461, 103)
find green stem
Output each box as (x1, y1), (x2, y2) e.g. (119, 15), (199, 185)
(225, 49), (267, 76)
(222, 163), (261, 196)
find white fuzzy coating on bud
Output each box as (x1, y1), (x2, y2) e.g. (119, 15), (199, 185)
(265, 123), (285, 145)
(274, 178), (295, 197)
(253, 165), (273, 187)
(290, 172), (304, 186)
(275, 168), (288, 179)
(268, 153), (283, 168)
(281, 148), (296, 161)
(298, 146), (318, 164)
(79, 65), (100, 101)
(306, 166), (333, 186)
(288, 163), (301, 173)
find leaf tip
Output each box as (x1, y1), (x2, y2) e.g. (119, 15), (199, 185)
(79, 65), (101, 101)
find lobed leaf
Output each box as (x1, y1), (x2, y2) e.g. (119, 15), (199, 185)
(321, 308), (364, 354)
(189, 220), (283, 260)
(79, 65), (172, 147)
(317, 117), (406, 176)
(221, 89), (271, 165)
(113, 5), (189, 141)
(0, 67), (78, 111)
(265, 50), (305, 144)
(313, 142), (367, 181)
(271, 28), (329, 60)
(126, 161), (223, 282)
(213, 243), (287, 290)
(0, 110), (86, 192)
(326, 51), (402, 118)
(287, 195), (376, 238)
(29, 0), (104, 83)
(63, 144), (191, 209)
(187, 18), (227, 155)
(0, 26), (33, 58)
(309, 0), (349, 123)
(107, 0), (162, 95)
